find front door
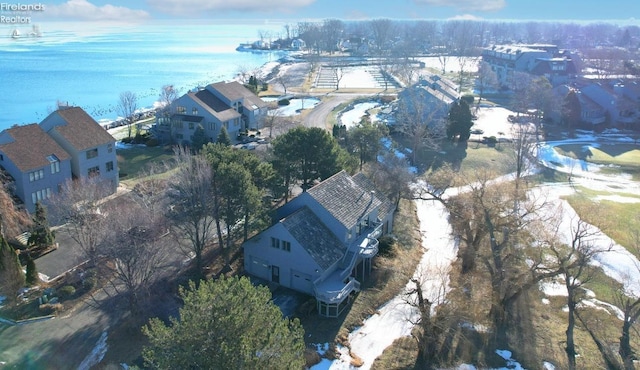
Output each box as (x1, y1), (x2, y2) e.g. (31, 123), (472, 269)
(271, 265), (280, 284)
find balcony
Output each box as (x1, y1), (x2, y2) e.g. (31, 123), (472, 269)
(314, 276), (361, 304)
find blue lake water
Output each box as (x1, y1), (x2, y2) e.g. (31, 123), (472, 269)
(0, 21), (288, 130)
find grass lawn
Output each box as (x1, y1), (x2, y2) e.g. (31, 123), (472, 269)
(117, 146), (175, 185)
(563, 186), (640, 257)
(554, 143), (640, 167)
(393, 135), (516, 181)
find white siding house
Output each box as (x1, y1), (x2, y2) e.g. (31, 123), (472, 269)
(243, 171), (395, 317)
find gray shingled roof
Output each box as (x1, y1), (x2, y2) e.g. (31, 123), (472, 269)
(190, 89), (240, 122)
(281, 207), (344, 270)
(0, 124), (71, 172)
(210, 81), (268, 111)
(351, 172), (395, 220)
(51, 107), (116, 151)
(308, 171), (382, 230)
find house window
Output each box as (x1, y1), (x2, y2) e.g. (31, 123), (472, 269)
(86, 148), (98, 159)
(29, 169), (44, 182)
(176, 134), (183, 139)
(173, 121), (184, 129)
(107, 143), (113, 153)
(189, 122), (195, 130)
(270, 237), (280, 249)
(31, 188), (52, 204)
(282, 240), (291, 252)
(177, 106), (186, 114)
(47, 155), (60, 174)
(192, 107), (198, 115)
(106, 161), (114, 172)
(88, 166), (100, 177)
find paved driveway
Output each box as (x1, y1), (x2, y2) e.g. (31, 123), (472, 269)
(36, 226), (86, 280)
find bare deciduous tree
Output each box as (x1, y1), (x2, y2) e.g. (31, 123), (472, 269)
(404, 264), (457, 369)
(159, 84), (179, 110)
(117, 91), (138, 139)
(166, 148), (217, 280)
(395, 88), (447, 164)
(48, 177), (113, 266)
(539, 203), (612, 370)
(100, 204), (170, 316)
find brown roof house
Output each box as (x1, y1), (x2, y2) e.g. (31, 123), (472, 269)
(242, 171), (395, 317)
(153, 81), (268, 146)
(39, 106), (119, 195)
(0, 124), (72, 212)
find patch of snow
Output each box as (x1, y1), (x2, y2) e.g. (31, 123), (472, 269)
(271, 97), (320, 116)
(540, 280), (568, 297)
(541, 298), (551, 305)
(38, 272), (50, 282)
(579, 299), (625, 321)
(543, 361), (556, 370)
(495, 349), (525, 370)
(594, 195), (640, 204)
(328, 200), (457, 370)
(340, 102), (380, 129)
(460, 321), (491, 333)
(77, 331), (108, 370)
(311, 358), (334, 370)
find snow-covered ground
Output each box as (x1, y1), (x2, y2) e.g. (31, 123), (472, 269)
(311, 199), (457, 370)
(339, 102), (381, 129)
(311, 101), (640, 369)
(264, 97), (321, 116)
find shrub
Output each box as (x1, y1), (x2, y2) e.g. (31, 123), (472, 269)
(461, 95), (475, 104)
(121, 137), (133, 144)
(146, 138), (159, 147)
(377, 235), (396, 257)
(278, 98), (290, 106)
(39, 303), (63, 315)
(58, 285), (76, 298)
(380, 95), (396, 104)
(486, 136), (497, 147)
(83, 275), (97, 290)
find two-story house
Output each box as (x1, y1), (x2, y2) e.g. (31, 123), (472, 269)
(482, 44), (580, 88)
(581, 82), (639, 128)
(154, 81), (268, 146)
(397, 76), (459, 124)
(243, 171), (395, 317)
(552, 85), (607, 127)
(0, 124), (72, 212)
(39, 106), (119, 194)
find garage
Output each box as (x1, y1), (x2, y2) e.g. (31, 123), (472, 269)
(250, 256), (270, 280)
(291, 270), (313, 294)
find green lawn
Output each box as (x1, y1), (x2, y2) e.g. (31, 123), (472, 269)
(563, 187), (640, 257)
(117, 146), (175, 185)
(554, 143), (640, 167)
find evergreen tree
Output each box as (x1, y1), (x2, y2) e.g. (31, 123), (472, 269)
(271, 126), (352, 192)
(347, 118), (388, 171)
(216, 126), (232, 146)
(446, 99), (473, 142)
(190, 124), (210, 153)
(142, 276), (305, 369)
(27, 202), (55, 248)
(25, 254), (39, 286)
(0, 234), (25, 299)
(562, 90), (582, 129)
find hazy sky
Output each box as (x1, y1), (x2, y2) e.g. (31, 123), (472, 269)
(21, 0), (640, 24)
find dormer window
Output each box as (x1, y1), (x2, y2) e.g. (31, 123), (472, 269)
(47, 154), (60, 174)
(192, 108), (198, 115)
